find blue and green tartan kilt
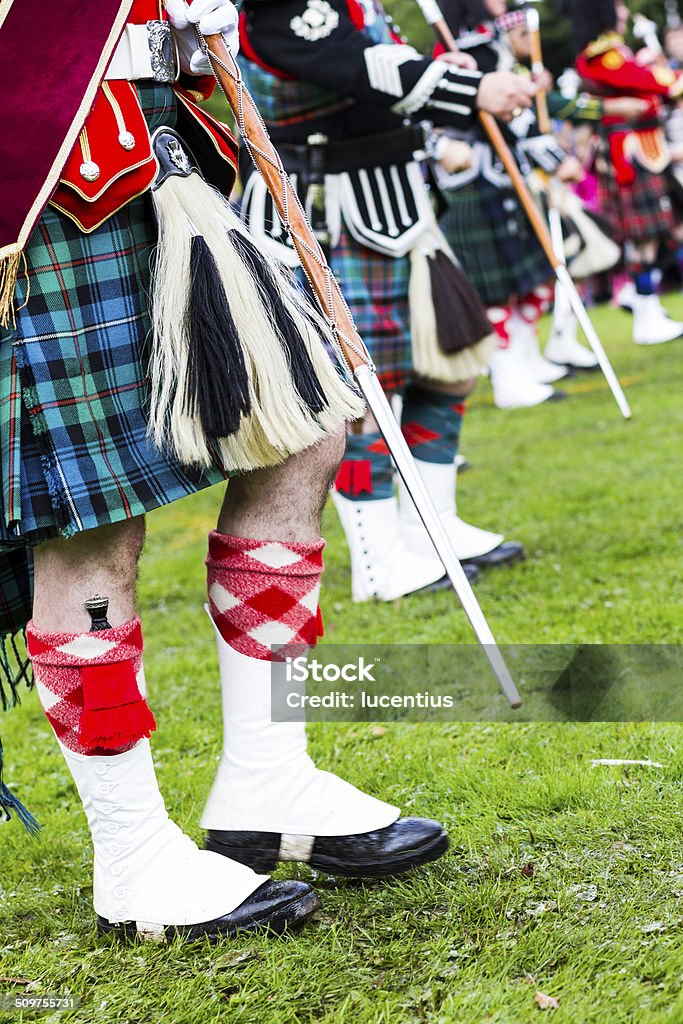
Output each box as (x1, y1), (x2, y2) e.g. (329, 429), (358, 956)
(0, 83), (228, 645)
(329, 223), (413, 394)
(439, 175), (553, 307)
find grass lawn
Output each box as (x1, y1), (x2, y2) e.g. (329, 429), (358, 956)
(2, 298), (683, 1023)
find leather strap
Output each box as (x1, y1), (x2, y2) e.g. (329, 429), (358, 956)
(277, 124), (429, 176)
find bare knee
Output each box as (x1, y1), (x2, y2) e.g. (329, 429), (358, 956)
(218, 427), (348, 542)
(315, 427), (347, 488)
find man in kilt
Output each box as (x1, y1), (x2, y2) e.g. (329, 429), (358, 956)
(238, 0), (533, 604)
(434, 0), (587, 409)
(570, 0), (683, 345)
(0, 0), (468, 943)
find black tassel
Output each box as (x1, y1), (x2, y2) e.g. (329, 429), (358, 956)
(228, 229), (328, 414)
(186, 235), (252, 438)
(0, 738), (40, 836)
(429, 251), (493, 354)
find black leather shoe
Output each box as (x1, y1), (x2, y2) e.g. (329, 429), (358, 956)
(462, 541), (525, 571)
(206, 818), (449, 878)
(416, 562), (479, 594)
(96, 880), (320, 943)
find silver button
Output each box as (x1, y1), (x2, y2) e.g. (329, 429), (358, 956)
(118, 131), (135, 151)
(80, 160), (100, 182)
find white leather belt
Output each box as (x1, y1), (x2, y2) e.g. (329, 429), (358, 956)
(105, 22), (178, 83)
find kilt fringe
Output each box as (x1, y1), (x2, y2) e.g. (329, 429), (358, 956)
(0, 628), (32, 712)
(0, 733), (40, 836)
(149, 173), (363, 471)
(0, 633), (39, 837)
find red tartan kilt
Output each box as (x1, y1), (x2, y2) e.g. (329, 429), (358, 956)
(596, 160), (674, 245)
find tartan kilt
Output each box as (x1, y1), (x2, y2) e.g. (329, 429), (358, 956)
(329, 223), (413, 394)
(596, 157), (674, 246)
(438, 175), (553, 307)
(0, 83), (228, 644)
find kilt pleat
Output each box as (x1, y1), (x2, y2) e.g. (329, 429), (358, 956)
(439, 175), (552, 306)
(328, 223), (413, 394)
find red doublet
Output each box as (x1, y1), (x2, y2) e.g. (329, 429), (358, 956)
(577, 32), (683, 185)
(51, 0), (238, 232)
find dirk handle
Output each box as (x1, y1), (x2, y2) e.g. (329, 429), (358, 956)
(203, 34), (371, 374)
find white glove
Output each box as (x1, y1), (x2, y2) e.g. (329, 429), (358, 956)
(165, 0), (239, 75)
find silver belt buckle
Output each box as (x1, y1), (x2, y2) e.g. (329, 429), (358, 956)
(147, 21), (177, 84)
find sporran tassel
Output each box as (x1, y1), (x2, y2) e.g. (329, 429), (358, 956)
(409, 227), (497, 382)
(187, 234), (251, 437)
(150, 158), (363, 471)
(429, 250), (493, 354)
(228, 229), (327, 414)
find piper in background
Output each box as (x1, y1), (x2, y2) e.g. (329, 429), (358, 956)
(238, 0), (531, 603)
(433, 0), (589, 408)
(569, 0), (683, 345)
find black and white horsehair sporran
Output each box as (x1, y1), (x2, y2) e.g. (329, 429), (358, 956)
(149, 127), (363, 471)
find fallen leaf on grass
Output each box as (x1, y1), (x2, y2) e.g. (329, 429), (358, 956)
(590, 759), (665, 768)
(0, 977), (32, 986)
(535, 991), (559, 1010)
(524, 900), (558, 918)
(371, 726), (387, 737)
(569, 884), (598, 902)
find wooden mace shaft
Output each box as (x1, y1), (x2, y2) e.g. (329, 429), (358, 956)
(204, 33), (371, 373)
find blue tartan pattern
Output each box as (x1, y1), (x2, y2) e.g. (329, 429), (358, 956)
(0, 83), (227, 645)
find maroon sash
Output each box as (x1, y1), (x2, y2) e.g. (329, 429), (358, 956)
(0, 0), (134, 324)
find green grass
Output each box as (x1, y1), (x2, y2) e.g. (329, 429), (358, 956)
(2, 299), (683, 1023)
